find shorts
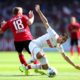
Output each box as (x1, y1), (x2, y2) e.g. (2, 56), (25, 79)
(70, 39), (78, 46)
(14, 40), (31, 54)
(29, 41), (41, 60)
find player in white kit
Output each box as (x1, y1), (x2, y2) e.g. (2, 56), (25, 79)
(24, 5), (80, 77)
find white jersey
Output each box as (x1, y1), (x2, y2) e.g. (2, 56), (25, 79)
(32, 26), (64, 53)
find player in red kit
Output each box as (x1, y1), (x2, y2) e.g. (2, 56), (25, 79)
(0, 7), (44, 75)
(67, 17), (80, 56)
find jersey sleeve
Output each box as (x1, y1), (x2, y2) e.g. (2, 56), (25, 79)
(47, 26), (53, 32)
(56, 45), (64, 53)
(1, 21), (9, 32)
(47, 26), (56, 35)
(23, 15), (29, 21)
(47, 26), (59, 38)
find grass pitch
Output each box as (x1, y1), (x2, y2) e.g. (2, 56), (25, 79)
(0, 51), (80, 80)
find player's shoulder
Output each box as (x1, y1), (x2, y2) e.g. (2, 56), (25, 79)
(75, 22), (80, 25)
(23, 15), (28, 18)
(68, 23), (72, 26)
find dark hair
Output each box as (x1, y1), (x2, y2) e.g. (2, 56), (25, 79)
(62, 33), (68, 39)
(12, 7), (23, 15)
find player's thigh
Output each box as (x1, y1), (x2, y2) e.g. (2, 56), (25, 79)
(71, 39), (75, 46)
(24, 40), (31, 54)
(74, 39), (78, 46)
(14, 42), (23, 53)
(29, 41), (41, 60)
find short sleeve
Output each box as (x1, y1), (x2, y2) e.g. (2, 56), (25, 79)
(47, 26), (59, 39)
(56, 45), (64, 53)
(23, 15), (29, 21)
(47, 26), (53, 33)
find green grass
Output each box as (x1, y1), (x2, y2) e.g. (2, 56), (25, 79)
(0, 51), (80, 80)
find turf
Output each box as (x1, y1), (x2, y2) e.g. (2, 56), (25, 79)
(0, 51), (80, 80)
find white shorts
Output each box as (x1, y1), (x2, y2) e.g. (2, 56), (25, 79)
(29, 41), (41, 60)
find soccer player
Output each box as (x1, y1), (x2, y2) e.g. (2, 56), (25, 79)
(67, 17), (80, 56)
(22, 5), (80, 77)
(0, 7), (42, 75)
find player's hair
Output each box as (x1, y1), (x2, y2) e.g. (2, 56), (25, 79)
(12, 7), (23, 15)
(62, 33), (68, 40)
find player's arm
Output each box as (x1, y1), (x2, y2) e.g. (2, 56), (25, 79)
(57, 45), (80, 70)
(0, 28), (3, 34)
(27, 10), (34, 25)
(0, 20), (6, 34)
(61, 52), (80, 70)
(35, 4), (50, 30)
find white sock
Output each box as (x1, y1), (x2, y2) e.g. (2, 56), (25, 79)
(39, 56), (48, 65)
(27, 58), (35, 64)
(29, 64), (41, 69)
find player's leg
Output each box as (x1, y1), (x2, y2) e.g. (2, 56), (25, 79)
(70, 39), (74, 56)
(14, 41), (28, 75)
(29, 42), (57, 77)
(76, 39), (80, 56)
(24, 40), (46, 74)
(37, 52), (57, 77)
(26, 51), (57, 77)
(24, 40), (40, 64)
(18, 53), (29, 75)
(14, 41), (28, 66)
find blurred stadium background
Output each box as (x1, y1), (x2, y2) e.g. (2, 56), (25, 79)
(0, 0), (80, 51)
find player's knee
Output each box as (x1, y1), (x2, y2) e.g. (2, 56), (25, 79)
(36, 52), (43, 59)
(18, 52), (22, 55)
(42, 64), (48, 70)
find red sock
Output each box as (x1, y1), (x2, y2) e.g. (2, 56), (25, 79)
(77, 46), (80, 56)
(70, 47), (74, 56)
(28, 65), (31, 69)
(19, 54), (27, 66)
(33, 60), (39, 64)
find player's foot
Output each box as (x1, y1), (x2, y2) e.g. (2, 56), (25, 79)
(34, 69), (46, 75)
(48, 68), (57, 77)
(19, 65), (29, 75)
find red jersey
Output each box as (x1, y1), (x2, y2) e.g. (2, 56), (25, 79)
(1, 14), (33, 42)
(67, 22), (80, 39)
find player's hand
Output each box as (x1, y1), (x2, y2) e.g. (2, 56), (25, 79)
(35, 4), (40, 12)
(28, 10), (34, 18)
(1, 20), (6, 26)
(74, 64), (80, 70)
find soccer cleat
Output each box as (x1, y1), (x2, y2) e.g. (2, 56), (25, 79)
(48, 67), (57, 77)
(34, 69), (46, 75)
(25, 69), (29, 75)
(19, 65), (29, 75)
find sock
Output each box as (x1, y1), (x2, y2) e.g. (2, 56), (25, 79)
(19, 54), (27, 66)
(77, 46), (80, 56)
(39, 56), (48, 65)
(70, 47), (74, 56)
(26, 64), (41, 69)
(33, 60), (39, 64)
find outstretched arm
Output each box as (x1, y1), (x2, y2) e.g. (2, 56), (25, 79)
(61, 52), (80, 70)
(35, 5), (50, 30)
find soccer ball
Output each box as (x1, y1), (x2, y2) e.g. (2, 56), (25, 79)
(48, 67), (57, 77)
